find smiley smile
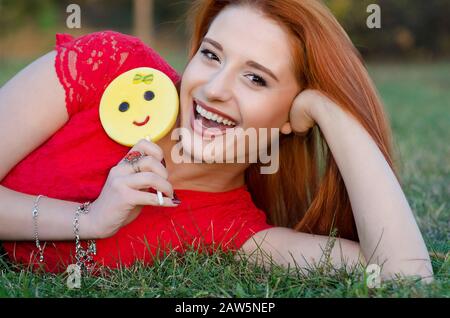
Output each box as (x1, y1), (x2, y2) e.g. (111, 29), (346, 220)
(133, 115), (150, 126)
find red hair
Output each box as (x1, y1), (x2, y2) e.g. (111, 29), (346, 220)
(187, 0), (398, 241)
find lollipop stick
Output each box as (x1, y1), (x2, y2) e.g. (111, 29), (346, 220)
(145, 135), (164, 206)
(156, 191), (164, 206)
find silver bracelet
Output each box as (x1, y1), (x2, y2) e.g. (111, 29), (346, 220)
(73, 202), (96, 272)
(32, 195), (45, 262)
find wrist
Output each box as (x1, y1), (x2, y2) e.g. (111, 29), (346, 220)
(83, 200), (118, 239)
(308, 93), (331, 125)
(77, 201), (102, 239)
(310, 94), (345, 130)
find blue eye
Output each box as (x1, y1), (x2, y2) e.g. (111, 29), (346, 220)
(144, 90), (155, 101)
(119, 102), (130, 112)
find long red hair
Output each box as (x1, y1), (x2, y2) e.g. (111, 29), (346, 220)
(187, 0), (398, 241)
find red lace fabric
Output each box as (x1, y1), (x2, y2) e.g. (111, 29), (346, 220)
(1, 31), (272, 273)
(54, 31), (180, 117)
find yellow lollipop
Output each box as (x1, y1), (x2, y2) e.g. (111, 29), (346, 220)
(99, 67), (179, 147)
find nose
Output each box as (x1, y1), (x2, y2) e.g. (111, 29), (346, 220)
(203, 68), (233, 102)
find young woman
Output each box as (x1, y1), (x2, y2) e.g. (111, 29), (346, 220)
(0, 0), (432, 281)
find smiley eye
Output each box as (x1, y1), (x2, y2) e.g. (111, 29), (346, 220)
(144, 91), (155, 101)
(119, 102), (130, 112)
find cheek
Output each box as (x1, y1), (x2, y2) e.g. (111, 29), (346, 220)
(241, 96), (291, 129)
(180, 59), (207, 108)
(181, 57), (207, 90)
(180, 63), (195, 99)
(179, 64), (198, 119)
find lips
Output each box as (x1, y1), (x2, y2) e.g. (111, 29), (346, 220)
(193, 98), (238, 124)
(133, 116), (150, 126)
(190, 101), (236, 139)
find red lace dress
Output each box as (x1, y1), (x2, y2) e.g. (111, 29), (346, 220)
(1, 31), (272, 273)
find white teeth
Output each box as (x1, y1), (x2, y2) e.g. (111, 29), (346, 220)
(195, 103), (236, 126)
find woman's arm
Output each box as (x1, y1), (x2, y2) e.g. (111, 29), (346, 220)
(241, 90), (432, 282)
(238, 227), (364, 273)
(0, 52), (96, 240)
(309, 91), (432, 281)
(242, 90), (433, 282)
(0, 52), (67, 178)
(0, 186), (96, 240)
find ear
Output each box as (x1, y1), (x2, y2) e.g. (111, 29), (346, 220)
(280, 122), (292, 135)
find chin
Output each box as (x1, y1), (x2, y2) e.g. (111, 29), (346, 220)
(176, 98), (243, 164)
(178, 134), (230, 164)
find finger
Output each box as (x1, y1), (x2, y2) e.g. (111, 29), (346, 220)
(124, 172), (174, 198)
(130, 139), (164, 161)
(127, 188), (178, 207)
(135, 156), (168, 179)
(117, 155), (168, 178)
(294, 127), (314, 138)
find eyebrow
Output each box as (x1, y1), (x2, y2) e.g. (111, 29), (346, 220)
(202, 37), (280, 82)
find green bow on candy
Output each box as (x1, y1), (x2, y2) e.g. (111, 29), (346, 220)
(133, 73), (154, 84)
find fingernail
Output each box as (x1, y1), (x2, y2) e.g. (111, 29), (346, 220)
(172, 192), (181, 204)
(161, 158), (166, 167)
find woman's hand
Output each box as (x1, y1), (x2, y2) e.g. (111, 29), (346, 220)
(289, 89), (331, 134)
(88, 139), (178, 239)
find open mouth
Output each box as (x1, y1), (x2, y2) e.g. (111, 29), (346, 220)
(133, 116), (150, 126)
(191, 100), (237, 136)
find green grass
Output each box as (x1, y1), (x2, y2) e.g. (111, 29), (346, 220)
(0, 61), (449, 298)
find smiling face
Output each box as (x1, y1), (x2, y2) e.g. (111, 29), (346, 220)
(178, 5), (301, 162)
(100, 67), (179, 147)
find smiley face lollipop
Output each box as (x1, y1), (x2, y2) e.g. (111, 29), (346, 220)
(100, 67), (179, 206)
(99, 67), (179, 147)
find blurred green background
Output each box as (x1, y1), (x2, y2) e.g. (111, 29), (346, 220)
(0, 0), (448, 296)
(0, 0), (450, 77)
